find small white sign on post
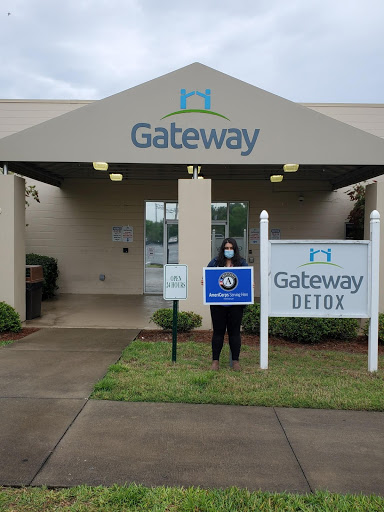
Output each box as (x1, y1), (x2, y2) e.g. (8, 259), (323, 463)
(163, 265), (188, 300)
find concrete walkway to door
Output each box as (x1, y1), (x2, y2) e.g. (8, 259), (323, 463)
(25, 293), (172, 329)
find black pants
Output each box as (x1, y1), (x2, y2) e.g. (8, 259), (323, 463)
(210, 305), (244, 361)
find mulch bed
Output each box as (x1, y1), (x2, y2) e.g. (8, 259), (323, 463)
(0, 327), (40, 342)
(137, 330), (384, 355)
(1, 328), (382, 355)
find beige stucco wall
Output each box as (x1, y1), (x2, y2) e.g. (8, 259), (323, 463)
(25, 177), (354, 298)
(0, 175), (26, 320)
(0, 100), (92, 139)
(25, 179), (178, 294)
(303, 104), (384, 138)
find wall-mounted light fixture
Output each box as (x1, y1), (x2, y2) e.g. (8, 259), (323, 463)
(93, 162), (109, 171)
(187, 165), (201, 179)
(109, 173), (123, 181)
(283, 164), (299, 172)
(270, 175), (284, 183)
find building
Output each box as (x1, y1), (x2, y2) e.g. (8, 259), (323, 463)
(0, 63), (383, 328)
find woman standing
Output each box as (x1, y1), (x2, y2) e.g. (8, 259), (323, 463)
(206, 237), (248, 371)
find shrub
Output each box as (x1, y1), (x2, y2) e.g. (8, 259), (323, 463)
(0, 302), (22, 333)
(151, 308), (202, 332)
(26, 253), (59, 300)
(363, 313), (384, 345)
(242, 303), (360, 343)
(268, 317), (359, 344)
(241, 303), (261, 334)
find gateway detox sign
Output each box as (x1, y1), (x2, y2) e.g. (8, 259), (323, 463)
(130, 88), (260, 157)
(269, 241), (370, 318)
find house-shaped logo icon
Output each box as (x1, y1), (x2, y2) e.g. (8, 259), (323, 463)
(297, 247), (343, 269)
(180, 89), (211, 110)
(310, 248), (332, 262)
(160, 88), (230, 121)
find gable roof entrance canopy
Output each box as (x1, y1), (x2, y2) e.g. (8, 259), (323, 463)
(0, 63), (383, 189)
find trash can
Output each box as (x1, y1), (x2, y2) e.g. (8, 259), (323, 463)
(26, 265), (44, 320)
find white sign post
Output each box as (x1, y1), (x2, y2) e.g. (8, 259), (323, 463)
(163, 264), (188, 362)
(369, 211), (380, 372)
(260, 211), (269, 369)
(163, 265), (188, 301)
(259, 210), (380, 372)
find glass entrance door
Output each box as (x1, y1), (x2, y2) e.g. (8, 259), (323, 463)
(145, 201), (179, 293)
(145, 202), (164, 293)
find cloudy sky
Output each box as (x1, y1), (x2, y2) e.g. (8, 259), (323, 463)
(1, 0), (383, 103)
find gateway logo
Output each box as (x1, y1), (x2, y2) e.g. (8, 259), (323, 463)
(130, 88), (260, 156)
(297, 248), (343, 269)
(161, 88), (230, 121)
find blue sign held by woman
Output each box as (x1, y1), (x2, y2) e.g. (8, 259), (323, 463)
(203, 267), (254, 305)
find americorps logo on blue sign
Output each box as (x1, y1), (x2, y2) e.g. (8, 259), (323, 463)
(131, 89), (260, 156)
(204, 267), (254, 305)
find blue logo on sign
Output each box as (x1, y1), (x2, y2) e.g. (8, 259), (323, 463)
(310, 248), (331, 262)
(297, 248), (343, 269)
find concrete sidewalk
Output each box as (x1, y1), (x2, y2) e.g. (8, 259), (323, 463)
(0, 328), (383, 495)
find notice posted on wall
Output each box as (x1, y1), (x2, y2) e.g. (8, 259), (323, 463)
(249, 228), (260, 244)
(112, 225), (133, 242)
(270, 228), (281, 240)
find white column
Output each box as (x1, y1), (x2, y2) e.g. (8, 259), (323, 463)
(259, 210), (269, 369)
(365, 181), (384, 313)
(0, 174), (26, 320)
(178, 179), (212, 329)
(368, 210), (380, 372)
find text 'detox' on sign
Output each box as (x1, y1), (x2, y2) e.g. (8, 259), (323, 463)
(163, 265), (188, 300)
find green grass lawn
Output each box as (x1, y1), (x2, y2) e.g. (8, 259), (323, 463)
(91, 341), (383, 411)
(0, 485), (383, 511)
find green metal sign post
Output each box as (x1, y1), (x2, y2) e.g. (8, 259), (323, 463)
(172, 299), (178, 362)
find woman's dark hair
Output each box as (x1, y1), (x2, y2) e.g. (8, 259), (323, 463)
(217, 237), (243, 266)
